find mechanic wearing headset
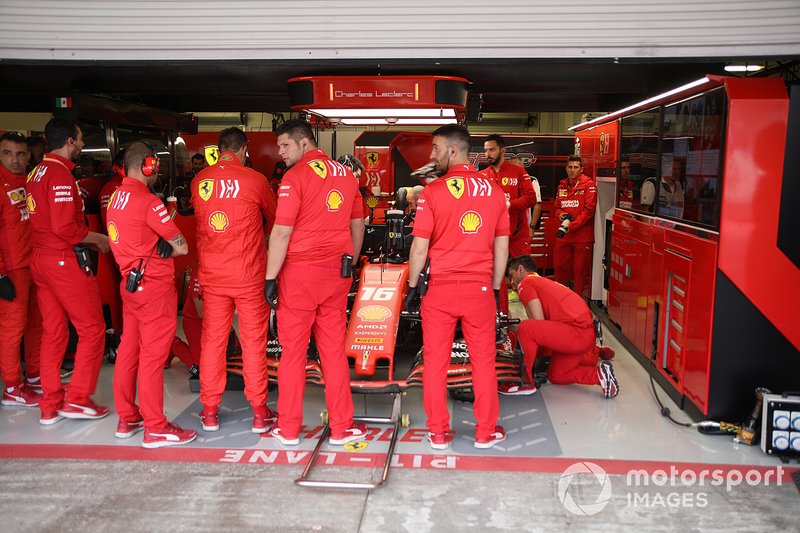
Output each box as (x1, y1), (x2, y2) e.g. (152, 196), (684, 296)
(26, 118), (111, 425)
(265, 119), (366, 447)
(191, 127), (278, 434)
(406, 124), (510, 450)
(0, 132), (42, 406)
(106, 141), (196, 447)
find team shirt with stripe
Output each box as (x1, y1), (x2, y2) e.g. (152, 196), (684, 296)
(275, 148), (364, 265)
(106, 178), (180, 282)
(412, 164), (509, 283)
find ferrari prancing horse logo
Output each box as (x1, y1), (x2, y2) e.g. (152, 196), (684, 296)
(447, 177), (464, 199)
(366, 152), (380, 167)
(199, 179), (214, 201)
(309, 160), (327, 179)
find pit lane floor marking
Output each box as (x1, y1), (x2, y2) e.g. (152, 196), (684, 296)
(2, 443), (794, 479)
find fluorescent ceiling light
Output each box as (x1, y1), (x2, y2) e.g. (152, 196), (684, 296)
(340, 118), (458, 126)
(311, 108), (456, 119)
(568, 77), (711, 131)
(724, 64), (764, 72)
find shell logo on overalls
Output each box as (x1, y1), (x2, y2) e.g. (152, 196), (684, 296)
(107, 222), (119, 243)
(208, 211), (229, 232)
(326, 189), (343, 211)
(460, 211), (482, 234)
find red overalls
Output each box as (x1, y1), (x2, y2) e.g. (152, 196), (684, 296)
(516, 273), (599, 385)
(553, 174), (597, 297)
(0, 165), (41, 387)
(107, 178), (182, 430)
(26, 153), (106, 414)
(273, 149), (363, 437)
(191, 152), (277, 410)
(412, 165), (510, 440)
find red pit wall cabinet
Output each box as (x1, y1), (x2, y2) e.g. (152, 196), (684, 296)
(587, 76), (800, 420)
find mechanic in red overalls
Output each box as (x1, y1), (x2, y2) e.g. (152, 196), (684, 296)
(191, 128), (278, 434)
(507, 255), (619, 398)
(480, 135), (537, 314)
(408, 125), (510, 450)
(0, 132), (42, 406)
(553, 155), (597, 298)
(106, 141), (196, 447)
(480, 135), (537, 257)
(26, 118), (110, 425)
(265, 119), (366, 447)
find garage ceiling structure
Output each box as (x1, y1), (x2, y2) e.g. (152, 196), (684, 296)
(1, 1), (800, 116)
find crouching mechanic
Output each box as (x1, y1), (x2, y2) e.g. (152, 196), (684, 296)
(106, 141), (196, 447)
(192, 127), (278, 434)
(407, 124), (510, 450)
(506, 255), (619, 398)
(265, 119), (366, 447)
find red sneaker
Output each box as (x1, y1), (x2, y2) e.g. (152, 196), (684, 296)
(329, 422), (367, 446)
(142, 423), (197, 449)
(58, 401), (109, 420)
(269, 426), (299, 446)
(599, 346), (616, 361)
(598, 360), (620, 399)
(200, 406), (219, 431)
(2, 384), (42, 407)
(427, 431), (453, 450)
(474, 426), (506, 449)
(115, 416), (145, 439)
(498, 382), (538, 396)
(251, 406), (278, 434)
(39, 411), (64, 426)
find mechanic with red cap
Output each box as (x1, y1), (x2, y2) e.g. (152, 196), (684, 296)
(553, 155), (597, 298)
(265, 119), (366, 447)
(407, 124), (510, 450)
(26, 118), (111, 425)
(192, 127), (278, 434)
(106, 141), (196, 447)
(0, 132), (43, 406)
(507, 255), (618, 397)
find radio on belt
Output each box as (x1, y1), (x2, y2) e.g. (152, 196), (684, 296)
(74, 245), (92, 275)
(125, 259), (144, 293)
(341, 254), (353, 278)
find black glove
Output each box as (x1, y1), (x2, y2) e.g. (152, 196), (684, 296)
(0, 275), (16, 301)
(156, 237), (173, 258)
(264, 279), (278, 310)
(494, 289), (501, 310)
(404, 285), (419, 313)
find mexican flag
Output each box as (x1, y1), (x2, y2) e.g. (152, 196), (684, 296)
(55, 97), (72, 108)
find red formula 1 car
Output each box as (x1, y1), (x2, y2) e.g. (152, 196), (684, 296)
(263, 195), (525, 399)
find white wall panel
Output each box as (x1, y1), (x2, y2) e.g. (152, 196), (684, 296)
(1, 0), (798, 61)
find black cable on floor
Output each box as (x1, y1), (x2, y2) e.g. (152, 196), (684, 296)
(648, 368), (695, 428)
